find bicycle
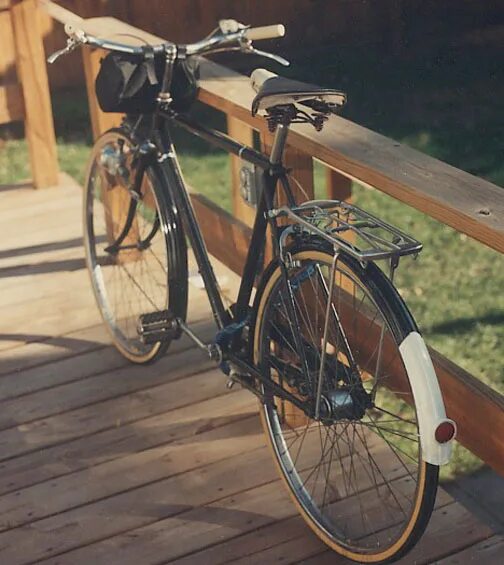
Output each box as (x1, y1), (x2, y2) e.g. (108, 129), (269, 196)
(50, 18), (456, 563)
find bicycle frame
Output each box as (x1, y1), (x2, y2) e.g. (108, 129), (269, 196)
(135, 110), (360, 416)
(151, 110), (296, 334)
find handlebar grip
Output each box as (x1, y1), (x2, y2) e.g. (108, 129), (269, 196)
(244, 24), (285, 41)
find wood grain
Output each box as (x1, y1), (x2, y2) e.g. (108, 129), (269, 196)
(227, 115), (256, 227)
(191, 191), (252, 276)
(197, 58), (504, 254)
(10, 0), (59, 188)
(81, 47), (122, 139)
(0, 83), (24, 124)
(326, 167), (352, 202)
(0, 10), (16, 84)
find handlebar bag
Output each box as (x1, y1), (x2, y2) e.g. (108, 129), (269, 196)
(95, 50), (199, 114)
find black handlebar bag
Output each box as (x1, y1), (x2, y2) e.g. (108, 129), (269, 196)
(95, 50), (199, 114)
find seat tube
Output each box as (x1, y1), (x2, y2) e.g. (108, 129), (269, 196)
(269, 124), (290, 165)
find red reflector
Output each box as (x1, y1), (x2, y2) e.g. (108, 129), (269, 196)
(435, 421), (456, 443)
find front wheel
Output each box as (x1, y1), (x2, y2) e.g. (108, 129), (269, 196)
(252, 243), (438, 563)
(83, 128), (188, 364)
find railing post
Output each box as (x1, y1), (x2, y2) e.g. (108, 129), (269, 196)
(82, 48), (122, 140)
(81, 48), (140, 262)
(10, 0), (59, 188)
(0, 5), (16, 84)
(326, 167), (352, 203)
(227, 115), (255, 227)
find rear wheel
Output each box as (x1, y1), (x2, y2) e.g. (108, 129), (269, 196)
(253, 243), (438, 563)
(83, 128), (188, 364)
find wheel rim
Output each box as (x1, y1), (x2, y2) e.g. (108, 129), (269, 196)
(84, 133), (169, 360)
(255, 250), (428, 560)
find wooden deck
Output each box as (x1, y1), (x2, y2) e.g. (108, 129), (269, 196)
(0, 178), (501, 565)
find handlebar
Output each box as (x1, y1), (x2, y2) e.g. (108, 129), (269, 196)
(48, 19), (289, 66)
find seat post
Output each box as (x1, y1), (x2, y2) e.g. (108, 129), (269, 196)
(269, 123), (290, 165)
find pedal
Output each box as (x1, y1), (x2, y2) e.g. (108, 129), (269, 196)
(137, 310), (180, 344)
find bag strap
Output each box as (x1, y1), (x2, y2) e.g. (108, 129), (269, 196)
(142, 45), (158, 86)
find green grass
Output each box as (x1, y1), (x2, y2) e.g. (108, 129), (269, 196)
(1, 38), (502, 480)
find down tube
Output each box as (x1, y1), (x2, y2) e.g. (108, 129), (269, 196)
(155, 134), (231, 329)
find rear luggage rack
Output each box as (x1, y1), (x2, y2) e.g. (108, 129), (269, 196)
(270, 199), (423, 262)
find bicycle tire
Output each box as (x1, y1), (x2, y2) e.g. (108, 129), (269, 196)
(252, 241), (438, 563)
(83, 127), (188, 364)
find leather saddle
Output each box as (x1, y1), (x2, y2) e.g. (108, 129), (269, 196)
(250, 69), (346, 116)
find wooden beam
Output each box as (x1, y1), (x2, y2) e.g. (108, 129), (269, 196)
(0, 83), (24, 124)
(326, 167), (352, 202)
(0, 10), (17, 83)
(430, 350), (504, 475)
(38, 0), (83, 25)
(196, 59), (504, 255)
(227, 116), (255, 227)
(11, 0), (59, 188)
(81, 48), (122, 140)
(283, 144), (315, 201)
(191, 192), (251, 277)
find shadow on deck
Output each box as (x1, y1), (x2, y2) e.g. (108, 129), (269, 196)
(0, 179), (501, 564)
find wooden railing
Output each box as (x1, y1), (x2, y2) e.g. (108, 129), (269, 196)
(26, 1), (504, 475)
(0, 0), (59, 188)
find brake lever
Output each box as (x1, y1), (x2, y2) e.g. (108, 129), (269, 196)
(47, 37), (81, 64)
(250, 47), (290, 67)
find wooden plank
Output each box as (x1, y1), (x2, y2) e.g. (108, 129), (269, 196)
(227, 115), (256, 226)
(38, 450), (453, 564)
(435, 535), (504, 565)
(101, 176), (142, 264)
(326, 166), (352, 202)
(430, 349), (504, 475)
(191, 192), (252, 276)
(0, 274), (214, 352)
(0, 378), (244, 496)
(55, 478), (304, 565)
(10, 0), (59, 188)
(0, 390), (255, 528)
(393, 501), (495, 564)
(0, 317), (214, 399)
(0, 323), (110, 378)
(0, 420), (266, 564)
(38, 0), (84, 25)
(47, 12), (164, 46)
(0, 10), (17, 84)
(0, 324), (217, 429)
(173, 513), (320, 565)
(82, 47), (122, 139)
(196, 59), (504, 255)
(0, 353), (212, 462)
(299, 501), (495, 565)
(0, 83), (24, 124)
(283, 144), (315, 202)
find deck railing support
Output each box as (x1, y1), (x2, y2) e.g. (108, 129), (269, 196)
(10, 0), (59, 188)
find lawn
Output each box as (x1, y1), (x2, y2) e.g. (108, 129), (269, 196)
(1, 36), (502, 479)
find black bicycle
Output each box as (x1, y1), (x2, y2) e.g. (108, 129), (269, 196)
(50, 19), (456, 563)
